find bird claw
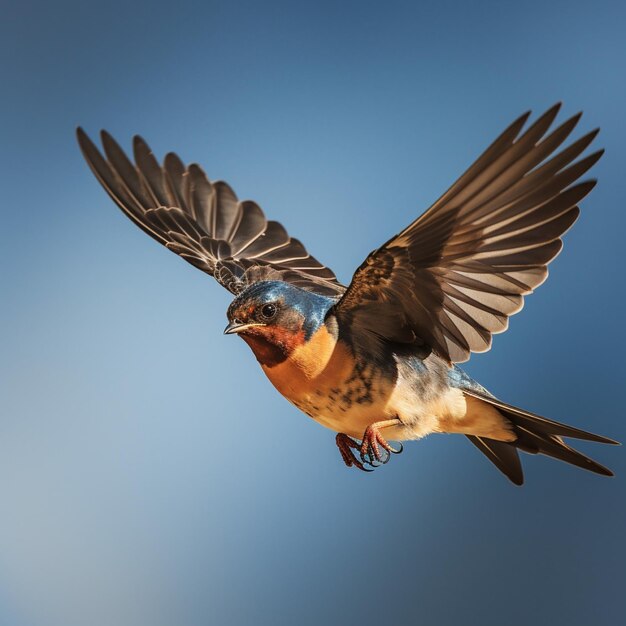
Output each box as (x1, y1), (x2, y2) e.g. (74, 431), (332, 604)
(335, 433), (373, 472)
(359, 424), (403, 467)
(360, 443), (390, 466)
(336, 427), (403, 472)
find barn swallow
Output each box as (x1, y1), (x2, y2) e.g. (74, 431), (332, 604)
(77, 103), (618, 485)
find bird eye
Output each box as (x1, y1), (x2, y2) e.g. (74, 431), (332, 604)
(261, 303), (277, 320)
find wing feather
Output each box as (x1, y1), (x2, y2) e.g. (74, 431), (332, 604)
(77, 129), (344, 296)
(335, 105), (602, 361)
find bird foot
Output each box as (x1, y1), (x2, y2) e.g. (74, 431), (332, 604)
(359, 424), (403, 466)
(336, 433), (373, 472)
(336, 425), (404, 472)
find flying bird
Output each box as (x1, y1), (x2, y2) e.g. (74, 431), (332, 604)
(77, 104), (618, 485)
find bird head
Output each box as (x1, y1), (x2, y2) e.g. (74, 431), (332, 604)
(224, 281), (334, 367)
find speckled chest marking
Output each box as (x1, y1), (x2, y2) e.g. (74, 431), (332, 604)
(261, 324), (394, 435)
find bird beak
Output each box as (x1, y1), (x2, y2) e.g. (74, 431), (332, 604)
(223, 321), (266, 335)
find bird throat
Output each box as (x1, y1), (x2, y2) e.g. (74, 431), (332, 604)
(240, 327), (306, 368)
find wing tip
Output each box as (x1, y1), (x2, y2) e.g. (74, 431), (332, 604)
(590, 148), (605, 163)
(513, 109), (532, 131)
(577, 178), (598, 196)
(544, 101), (563, 120)
(132, 134), (151, 154)
(75, 126), (96, 149)
(75, 126), (91, 154)
(99, 128), (113, 143)
(547, 101), (563, 117)
(570, 109), (583, 124)
(99, 129), (128, 161)
(163, 150), (187, 172)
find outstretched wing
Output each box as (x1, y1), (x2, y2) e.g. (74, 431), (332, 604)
(77, 129), (345, 297)
(334, 104), (602, 362)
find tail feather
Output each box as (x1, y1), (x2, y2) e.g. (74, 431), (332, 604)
(466, 392), (618, 445)
(463, 389), (618, 485)
(515, 426), (613, 477)
(466, 435), (524, 485)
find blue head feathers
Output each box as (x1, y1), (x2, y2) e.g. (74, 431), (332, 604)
(227, 281), (335, 339)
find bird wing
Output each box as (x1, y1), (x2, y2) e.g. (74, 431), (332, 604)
(333, 104), (602, 362)
(77, 129), (345, 297)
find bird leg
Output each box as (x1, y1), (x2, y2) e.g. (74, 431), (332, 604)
(359, 419), (403, 466)
(336, 419), (404, 471)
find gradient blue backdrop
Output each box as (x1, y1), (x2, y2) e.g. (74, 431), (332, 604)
(1, 1), (625, 625)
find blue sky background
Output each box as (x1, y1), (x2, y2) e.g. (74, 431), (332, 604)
(1, 1), (625, 624)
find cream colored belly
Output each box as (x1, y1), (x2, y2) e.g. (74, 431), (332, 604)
(260, 327), (513, 442)
(384, 383), (514, 442)
(262, 360), (512, 443)
(276, 382), (514, 443)
(264, 365), (510, 442)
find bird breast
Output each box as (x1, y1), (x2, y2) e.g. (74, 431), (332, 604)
(260, 324), (394, 436)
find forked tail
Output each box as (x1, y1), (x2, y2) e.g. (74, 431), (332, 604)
(463, 390), (619, 485)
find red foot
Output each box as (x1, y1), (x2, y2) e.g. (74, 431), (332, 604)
(336, 426), (404, 472)
(359, 424), (403, 465)
(335, 433), (372, 472)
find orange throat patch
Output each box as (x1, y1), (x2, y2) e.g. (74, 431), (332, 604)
(240, 325), (307, 367)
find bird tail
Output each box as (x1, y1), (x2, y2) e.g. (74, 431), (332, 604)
(463, 390), (619, 486)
